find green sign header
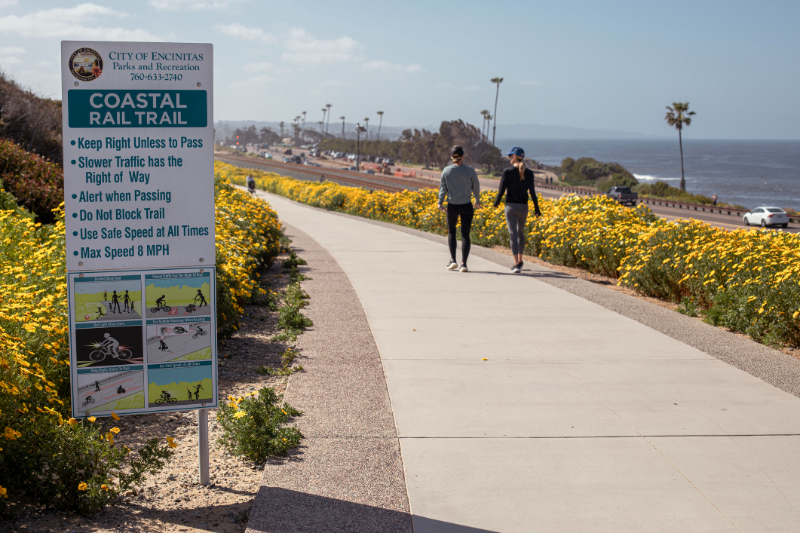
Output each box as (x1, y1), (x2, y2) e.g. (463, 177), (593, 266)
(68, 90), (207, 128)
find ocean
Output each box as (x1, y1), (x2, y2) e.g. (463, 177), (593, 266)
(496, 139), (800, 210)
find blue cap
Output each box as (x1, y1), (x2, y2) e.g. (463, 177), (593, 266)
(506, 146), (525, 158)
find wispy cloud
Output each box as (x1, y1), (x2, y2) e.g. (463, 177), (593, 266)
(363, 60), (423, 76)
(463, 85), (481, 92)
(0, 4), (159, 40)
(149, 0), (242, 10)
(0, 0), (18, 6)
(243, 62), (273, 71)
(216, 23), (275, 43)
(0, 46), (25, 55)
(282, 28), (362, 64)
(520, 80), (541, 86)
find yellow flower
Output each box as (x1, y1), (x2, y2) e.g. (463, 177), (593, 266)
(88, 416), (96, 423)
(166, 436), (177, 449)
(233, 411), (247, 419)
(3, 427), (21, 440)
(111, 412), (120, 421)
(67, 418), (78, 425)
(794, 311), (800, 319)
(101, 484), (109, 491)
(0, 486), (6, 498)
(78, 482), (87, 491)
(110, 427), (120, 434)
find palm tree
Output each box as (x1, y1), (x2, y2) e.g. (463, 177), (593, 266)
(490, 77), (503, 146)
(484, 114), (492, 141)
(325, 104), (332, 134)
(665, 102), (696, 191)
(364, 117), (370, 140)
(479, 110), (489, 140)
(301, 111), (307, 142)
(376, 111), (384, 141)
(279, 121), (285, 138)
(340, 116), (346, 139)
(321, 108), (327, 135)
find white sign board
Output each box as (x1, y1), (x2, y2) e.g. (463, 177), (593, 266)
(67, 267), (219, 417)
(61, 41), (214, 271)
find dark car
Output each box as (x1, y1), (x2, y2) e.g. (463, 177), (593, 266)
(606, 186), (638, 206)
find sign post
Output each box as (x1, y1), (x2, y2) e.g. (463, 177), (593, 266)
(62, 41), (216, 484)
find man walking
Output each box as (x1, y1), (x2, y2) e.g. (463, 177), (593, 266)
(437, 146), (481, 272)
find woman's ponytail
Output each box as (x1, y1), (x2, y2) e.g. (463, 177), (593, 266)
(515, 156), (525, 180)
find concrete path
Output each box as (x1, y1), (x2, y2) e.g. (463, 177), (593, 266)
(256, 190), (800, 532)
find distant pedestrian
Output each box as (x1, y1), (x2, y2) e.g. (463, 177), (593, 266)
(494, 147), (541, 273)
(438, 146), (481, 272)
(712, 194), (718, 206)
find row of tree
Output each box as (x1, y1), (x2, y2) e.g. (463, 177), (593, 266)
(320, 119), (504, 171)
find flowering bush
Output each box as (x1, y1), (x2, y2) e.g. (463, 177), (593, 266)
(0, 174), (283, 512)
(216, 387), (303, 464)
(215, 161), (800, 348)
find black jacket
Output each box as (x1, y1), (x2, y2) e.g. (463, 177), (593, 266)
(493, 167), (541, 214)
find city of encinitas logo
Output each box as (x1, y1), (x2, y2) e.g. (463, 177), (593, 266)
(69, 47), (103, 81)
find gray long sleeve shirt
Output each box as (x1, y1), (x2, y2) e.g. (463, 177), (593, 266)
(438, 164), (481, 205)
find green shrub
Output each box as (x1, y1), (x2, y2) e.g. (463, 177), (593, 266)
(1, 418), (174, 516)
(216, 387), (303, 463)
(0, 139), (63, 223)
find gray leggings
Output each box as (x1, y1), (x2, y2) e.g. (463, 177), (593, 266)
(505, 203), (528, 255)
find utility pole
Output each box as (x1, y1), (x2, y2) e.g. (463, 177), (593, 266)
(321, 108), (327, 136)
(490, 77), (503, 146)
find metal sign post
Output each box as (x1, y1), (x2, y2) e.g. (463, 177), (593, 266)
(61, 41), (217, 484)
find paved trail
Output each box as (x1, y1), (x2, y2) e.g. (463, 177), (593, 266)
(252, 190), (800, 532)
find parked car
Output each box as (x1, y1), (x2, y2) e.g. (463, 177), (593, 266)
(282, 156), (291, 163)
(262, 152), (273, 159)
(347, 166), (358, 171)
(606, 186), (638, 206)
(743, 206), (790, 228)
(364, 169), (375, 175)
(385, 158), (395, 166)
(291, 155), (303, 164)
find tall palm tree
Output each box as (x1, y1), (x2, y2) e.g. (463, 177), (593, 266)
(479, 110), (489, 140)
(665, 102), (696, 191)
(321, 108), (327, 135)
(376, 111), (384, 141)
(325, 104), (332, 134)
(485, 114), (492, 141)
(490, 77), (503, 146)
(364, 117), (369, 140)
(301, 111), (307, 142)
(279, 121), (285, 138)
(340, 116), (346, 139)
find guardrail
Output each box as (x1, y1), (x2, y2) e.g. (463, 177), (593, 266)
(532, 178), (800, 224)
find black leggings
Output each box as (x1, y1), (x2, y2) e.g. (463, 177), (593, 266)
(447, 202), (474, 264)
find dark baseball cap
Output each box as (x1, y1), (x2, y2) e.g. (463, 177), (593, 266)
(451, 145), (464, 157)
(506, 146), (525, 158)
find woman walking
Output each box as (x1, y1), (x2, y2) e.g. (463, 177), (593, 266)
(438, 146), (481, 272)
(494, 147), (541, 273)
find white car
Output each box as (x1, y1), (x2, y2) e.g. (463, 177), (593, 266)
(743, 206), (790, 228)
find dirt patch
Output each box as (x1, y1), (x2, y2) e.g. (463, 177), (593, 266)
(2, 256), (303, 533)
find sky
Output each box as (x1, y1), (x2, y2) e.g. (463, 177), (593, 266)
(0, 0), (798, 139)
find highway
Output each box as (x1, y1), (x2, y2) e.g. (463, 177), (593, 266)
(218, 154), (799, 233)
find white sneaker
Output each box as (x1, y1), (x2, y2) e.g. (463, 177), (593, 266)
(511, 264), (521, 273)
(446, 261), (459, 270)
(459, 264), (468, 272)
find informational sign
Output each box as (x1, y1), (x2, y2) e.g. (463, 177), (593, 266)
(62, 41), (218, 424)
(67, 267), (218, 417)
(61, 41), (214, 271)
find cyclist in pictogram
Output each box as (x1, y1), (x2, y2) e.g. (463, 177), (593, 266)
(156, 295), (167, 310)
(102, 332), (120, 354)
(194, 289), (208, 308)
(159, 339), (169, 351)
(111, 290), (121, 313)
(117, 384), (126, 394)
